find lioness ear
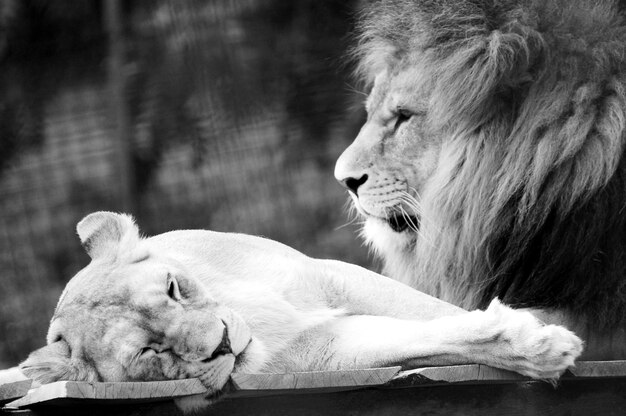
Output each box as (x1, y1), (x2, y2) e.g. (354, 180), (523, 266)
(20, 341), (85, 384)
(77, 211), (139, 260)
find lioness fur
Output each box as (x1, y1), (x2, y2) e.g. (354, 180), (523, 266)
(335, 0), (626, 359)
(21, 212), (582, 410)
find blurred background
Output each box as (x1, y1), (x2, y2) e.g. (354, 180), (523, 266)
(0, 0), (373, 367)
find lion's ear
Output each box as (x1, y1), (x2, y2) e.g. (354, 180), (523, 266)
(76, 211), (140, 260)
(20, 341), (85, 384)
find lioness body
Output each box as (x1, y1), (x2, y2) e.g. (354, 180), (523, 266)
(335, 0), (626, 359)
(21, 212), (581, 410)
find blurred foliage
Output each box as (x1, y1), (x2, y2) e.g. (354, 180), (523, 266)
(0, 0), (370, 367)
(126, 0), (362, 192)
(0, 0), (106, 172)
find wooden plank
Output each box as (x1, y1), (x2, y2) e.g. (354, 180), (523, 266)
(0, 368), (32, 404)
(4, 368), (401, 409)
(4, 379), (206, 409)
(232, 367), (401, 390)
(388, 360), (626, 387)
(229, 367), (401, 397)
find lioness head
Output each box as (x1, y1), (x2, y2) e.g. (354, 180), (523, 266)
(20, 212), (251, 395)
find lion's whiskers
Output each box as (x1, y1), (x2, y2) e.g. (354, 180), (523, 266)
(399, 204), (436, 248)
(344, 82), (368, 97)
(400, 190), (440, 234)
(336, 198), (367, 232)
(398, 191), (439, 247)
(398, 205), (420, 233)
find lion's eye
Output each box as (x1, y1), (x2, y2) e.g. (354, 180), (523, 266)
(167, 274), (181, 301)
(394, 108), (413, 130)
(139, 347), (155, 357)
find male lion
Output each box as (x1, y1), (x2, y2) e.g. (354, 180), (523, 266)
(21, 212), (582, 410)
(335, 0), (626, 359)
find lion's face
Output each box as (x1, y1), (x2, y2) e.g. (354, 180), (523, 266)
(335, 68), (442, 238)
(20, 212), (251, 396)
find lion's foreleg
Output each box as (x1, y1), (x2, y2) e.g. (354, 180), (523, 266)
(309, 299), (582, 380)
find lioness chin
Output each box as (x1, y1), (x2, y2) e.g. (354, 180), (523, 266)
(21, 212), (582, 411)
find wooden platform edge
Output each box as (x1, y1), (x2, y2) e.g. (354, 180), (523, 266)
(391, 364), (526, 385)
(231, 366), (401, 391)
(3, 367), (401, 409)
(4, 379), (206, 409)
(389, 360), (626, 387)
(0, 368), (32, 404)
(0, 379), (32, 404)
(3, 361), (626, 409)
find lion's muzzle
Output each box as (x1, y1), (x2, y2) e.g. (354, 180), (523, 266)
(205, 326), (232, 361)
(165, 310), (230, 362)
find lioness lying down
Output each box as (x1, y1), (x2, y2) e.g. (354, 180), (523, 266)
(21, 212), (582, 407)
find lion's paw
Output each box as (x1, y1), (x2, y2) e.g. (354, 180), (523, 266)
(483, 299), (583, 381)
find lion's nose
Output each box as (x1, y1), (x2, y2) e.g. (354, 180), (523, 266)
(209, 326), (232, 360)
(340, 174), (368, 196)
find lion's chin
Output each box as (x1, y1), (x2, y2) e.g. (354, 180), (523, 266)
(386, 213), (420, 233)
(353, 200), (420, 233)
(197, 353), (236, 395)
(363, 217), (416, 254)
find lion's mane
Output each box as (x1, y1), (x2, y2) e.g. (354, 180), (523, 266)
(353, 0), (626, 327)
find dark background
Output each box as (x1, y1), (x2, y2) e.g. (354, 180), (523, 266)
(0, 0), (372, 368)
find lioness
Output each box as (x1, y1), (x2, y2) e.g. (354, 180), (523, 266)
(21, 212), (582, 409)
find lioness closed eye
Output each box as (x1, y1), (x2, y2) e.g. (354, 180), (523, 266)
(21, 212), (582, 410)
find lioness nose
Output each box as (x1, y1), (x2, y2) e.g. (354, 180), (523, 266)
(340, 174), (368, 195)
(210, 326), (232, 359)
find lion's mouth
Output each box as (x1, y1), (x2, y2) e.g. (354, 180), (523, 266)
(233, 337), (252, 368)
(198, 325), (233, 363)
(387, 213), (419, 233)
